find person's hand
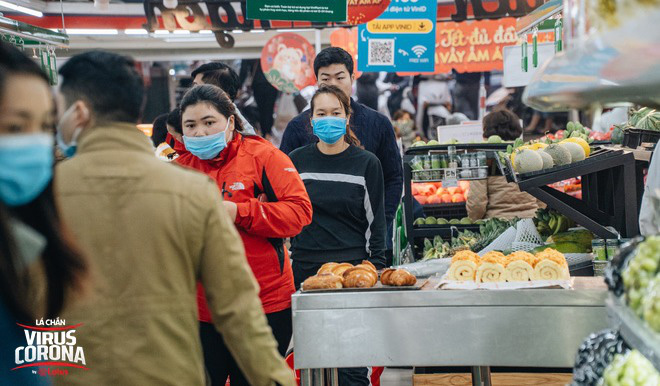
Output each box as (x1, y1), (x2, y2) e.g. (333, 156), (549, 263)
(223, 201), (237, 222)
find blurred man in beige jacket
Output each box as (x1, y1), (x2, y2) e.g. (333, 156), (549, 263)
(53, 51), (294, 386)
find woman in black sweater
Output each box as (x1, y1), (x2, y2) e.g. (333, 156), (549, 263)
(290, 85), (387, 282)
(289, 84), (386, 386)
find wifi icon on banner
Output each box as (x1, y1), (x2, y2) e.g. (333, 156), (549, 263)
(411, 45), (427, 57)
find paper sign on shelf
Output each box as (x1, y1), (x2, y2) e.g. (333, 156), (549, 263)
(436, 122), (484, 143)
(247, 0), (347, 22)
(357, 0), (437, 73)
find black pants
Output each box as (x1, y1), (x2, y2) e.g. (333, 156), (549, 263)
(200, 308), (292, 386)
(292, 260), (370, 386)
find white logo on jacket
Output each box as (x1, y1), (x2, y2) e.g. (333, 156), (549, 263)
(229, 182), (245, 191)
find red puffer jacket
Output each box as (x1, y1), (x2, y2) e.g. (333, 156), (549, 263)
(175, 133), (312, 319)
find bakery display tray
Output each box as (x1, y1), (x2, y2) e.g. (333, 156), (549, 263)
(300, 278), (429, 293)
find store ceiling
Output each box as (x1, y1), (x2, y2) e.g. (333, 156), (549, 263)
(3, 0), (335, 60)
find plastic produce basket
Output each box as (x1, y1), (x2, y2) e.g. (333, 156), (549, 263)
(622, 129), (660, 148)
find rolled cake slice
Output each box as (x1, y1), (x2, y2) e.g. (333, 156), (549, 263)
(447, 250), (480, 281)
(476, 262), (506, 283)
(447, 260), (478, 281)
(505, 260), (534, 282)
(504, 251), (538, 282)
(534, 248), (569, 280)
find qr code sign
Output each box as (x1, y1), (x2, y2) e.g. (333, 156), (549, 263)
(368, 39), (394, 66)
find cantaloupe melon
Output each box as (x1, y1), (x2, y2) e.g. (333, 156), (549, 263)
(560, 142), (585, 162)
(514, 149), (544, 173)
(538, 150), (554, 169)
(542, 144), (572, 166)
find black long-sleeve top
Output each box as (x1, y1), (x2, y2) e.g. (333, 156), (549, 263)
(289, 144), (387, 268)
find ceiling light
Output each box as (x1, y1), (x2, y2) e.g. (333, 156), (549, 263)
(251, 30), (264, 33)
(0, 0), (43, 17)
(64, 29), (119, 35)
(163, 0), (177, 9)
(199, 30), (213, 34)
(124, 29), (149, 35)
(232, 30), (244, 34)
(172, 30), (190, 35)
(154, 30), (170, 35)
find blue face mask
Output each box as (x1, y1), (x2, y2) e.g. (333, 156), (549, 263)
(183, 119), (230, 160)
(0, 133), (54, 207)
(312, 117), (347, 145)
(56, 126), (82, 158)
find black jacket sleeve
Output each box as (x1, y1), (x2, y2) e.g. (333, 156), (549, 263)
(375, 114), (403, 248)
(280, 112), (312, 155)
(365, 156), (387, 269)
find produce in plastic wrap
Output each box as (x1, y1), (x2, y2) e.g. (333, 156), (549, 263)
(572, 329), (627, 386)
(622, 236), (660, 317)
(600, 350), (659, 386)
(643, 275), (660, 333)
(605, 237), (645, 296)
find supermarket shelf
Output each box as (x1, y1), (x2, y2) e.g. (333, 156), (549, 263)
(523, 8), (660, 111)
(607, 294), (660, 372)
(405, 143), (510, 155)
(495, 149), (639, 238)
(516, 0), (563, 35)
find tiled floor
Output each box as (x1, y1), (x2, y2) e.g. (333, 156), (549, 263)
(381, 368), (413, 386)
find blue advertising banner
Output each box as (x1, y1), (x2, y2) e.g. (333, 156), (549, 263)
(357, 0), (437, 72)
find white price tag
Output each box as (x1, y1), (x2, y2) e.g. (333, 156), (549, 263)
(442, 178), (458, 188)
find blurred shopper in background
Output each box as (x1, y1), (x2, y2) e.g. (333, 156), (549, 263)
(289, 85), (385, 386)
(176, 84), (312, 386)
(453, 71), (489, 121)
(356, 72), (379, 110)
(0, 42), (87, 386)
(392, 109), (417, 154)
(281, 47), (402, 261)
(54, 51), (295, 386)
(467, 109), (543, 220)
(151, 113), (169, 147)
(191, 62), (257, 135)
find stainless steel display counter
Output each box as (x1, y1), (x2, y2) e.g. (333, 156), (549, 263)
(292, 277), (608, 385)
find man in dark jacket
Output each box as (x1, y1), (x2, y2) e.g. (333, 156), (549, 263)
(280, 47), (403, 262)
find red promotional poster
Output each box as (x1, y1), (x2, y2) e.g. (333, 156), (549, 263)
(347, 0), (391, 25)
(261, 32), (317, 93)
(329, 28), (362, 78)
(397, 18), (554, 75)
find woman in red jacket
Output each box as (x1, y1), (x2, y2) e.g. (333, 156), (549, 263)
(177, 84), (312, 385)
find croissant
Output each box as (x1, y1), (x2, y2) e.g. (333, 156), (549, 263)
(342, 267), (378, 288)
(302, 273), (343, 290)
(381, 269), (417, 286)
(331, 263), (354, 277)
(354, 263), (377, 275)
(361, 260), (377, 272)
(317, 263), (339, 275)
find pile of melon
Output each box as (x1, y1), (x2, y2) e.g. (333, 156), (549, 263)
(512, 138), (591, 174)
(412, 181), (471, 204)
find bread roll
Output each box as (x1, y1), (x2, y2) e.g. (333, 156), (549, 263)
(381, 268), (417, 286)
(302, 273), (343, 290)
(317, 263), (339, 275)
(342, 267), (378, 288)
(331, 263), (354, 277)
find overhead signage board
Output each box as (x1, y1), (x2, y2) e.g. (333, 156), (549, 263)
(357, 0), (437, 73)
(247, 0), (347, 22)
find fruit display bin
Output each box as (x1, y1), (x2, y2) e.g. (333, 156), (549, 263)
(495, 148), (640, 239)
(607, 294), (660, 372)
(405, 143), (511, 155)
(412, 223), (481, 239)
(622, 129), (660, 149)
